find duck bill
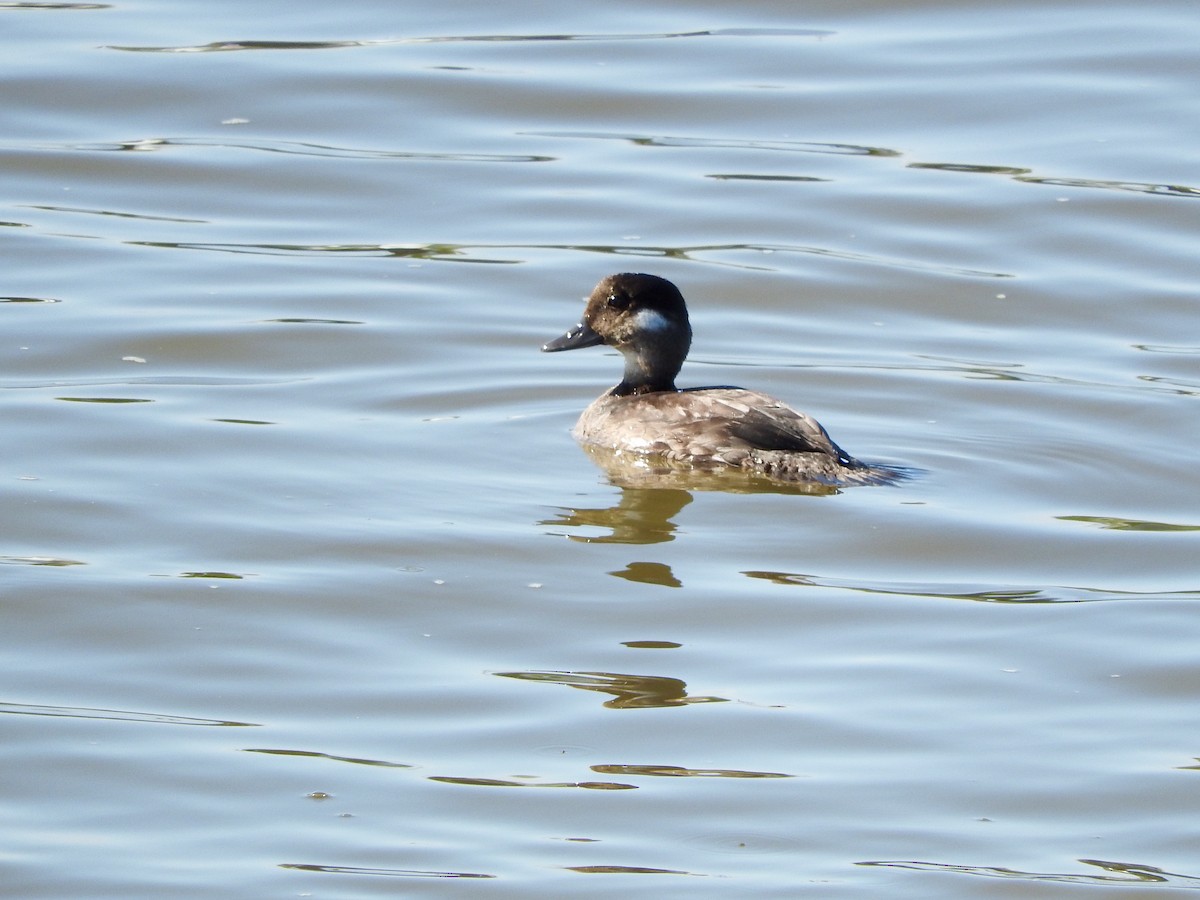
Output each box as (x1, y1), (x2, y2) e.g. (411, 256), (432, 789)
(542, 321), (604, 352)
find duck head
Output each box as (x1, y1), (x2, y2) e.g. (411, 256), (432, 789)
(543, 273), (693, 396)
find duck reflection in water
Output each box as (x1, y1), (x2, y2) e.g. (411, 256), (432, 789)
(541, 485), (692, 546)
(495, 669), (727, 710)
(540, 455), (840, 573)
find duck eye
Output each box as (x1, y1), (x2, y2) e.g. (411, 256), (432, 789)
(606, 292), (630, 311)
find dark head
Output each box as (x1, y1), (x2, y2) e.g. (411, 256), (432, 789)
(542, 273), (693, 396)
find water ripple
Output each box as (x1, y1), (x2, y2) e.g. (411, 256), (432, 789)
(0, 555), (85, 566)
(107, 28), (833, 54)
(3, 376), (304, 390)
(280, 863), (494, 879)
(708, 173), (828, 183)
(1, 2), (110, 8)
(244, 748), (414, 768)
(526, 129), (900, 158)
(1018, 175), (1200, 199)
(429, 775), (635, 790)
(1134, 344), (1200, 355)
(566, 865), (700, 875)
(859, 858), (1200, 888)
(591, 763), (792, 778)
(742, 571), (1200, 603)
(1058, 515), (1200, 532)
(0, 701), (257, 727)
(891, 355), (1199, 397)
(21, 203), (207, 223)
(120, 238), (1010, 276)
(53, 135), (553, 163)
(911, 162), (1200, 200)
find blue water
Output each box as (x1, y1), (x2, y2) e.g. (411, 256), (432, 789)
(3, 1), (1199, 897)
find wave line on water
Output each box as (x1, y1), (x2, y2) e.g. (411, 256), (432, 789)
(1, 1), (110, 8)
(0, 701), (258, 727)
(245, 748), (414, 768)
(859, 858), (1200, 888)
(3, 376), (306, 390)
(20, 203), (207, 223)
(741, 570), (1200, 604)
(523, 129), (900, 158)
(106, 28), (833, 53)
(112, 237), (1009, 278)
(279, 862), (495, 879)
(52, 135), (553, 163)
(910, 162), (1200, 200)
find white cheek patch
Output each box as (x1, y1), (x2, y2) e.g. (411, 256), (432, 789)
(632, 308), (672, 333)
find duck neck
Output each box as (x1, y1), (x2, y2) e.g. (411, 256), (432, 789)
(612, 344), (684, 397)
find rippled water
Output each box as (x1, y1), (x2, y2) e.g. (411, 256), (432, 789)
(4, 1), (1198, 897)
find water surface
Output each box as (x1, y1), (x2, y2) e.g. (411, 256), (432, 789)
(3, 1), (1198, 897)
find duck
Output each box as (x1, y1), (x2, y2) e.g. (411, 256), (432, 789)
(542, 272), (894, 485)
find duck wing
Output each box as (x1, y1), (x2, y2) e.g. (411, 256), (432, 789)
(734, 406), (851, 460)
(697, 390), (855, 464)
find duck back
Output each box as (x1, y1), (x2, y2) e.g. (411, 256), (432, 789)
(574, 386), (889, 484)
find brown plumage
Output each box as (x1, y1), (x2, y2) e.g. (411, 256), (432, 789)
(543, 273), (895, 486)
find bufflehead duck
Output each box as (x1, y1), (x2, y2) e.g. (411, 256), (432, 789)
(543, 273), (894, 486)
